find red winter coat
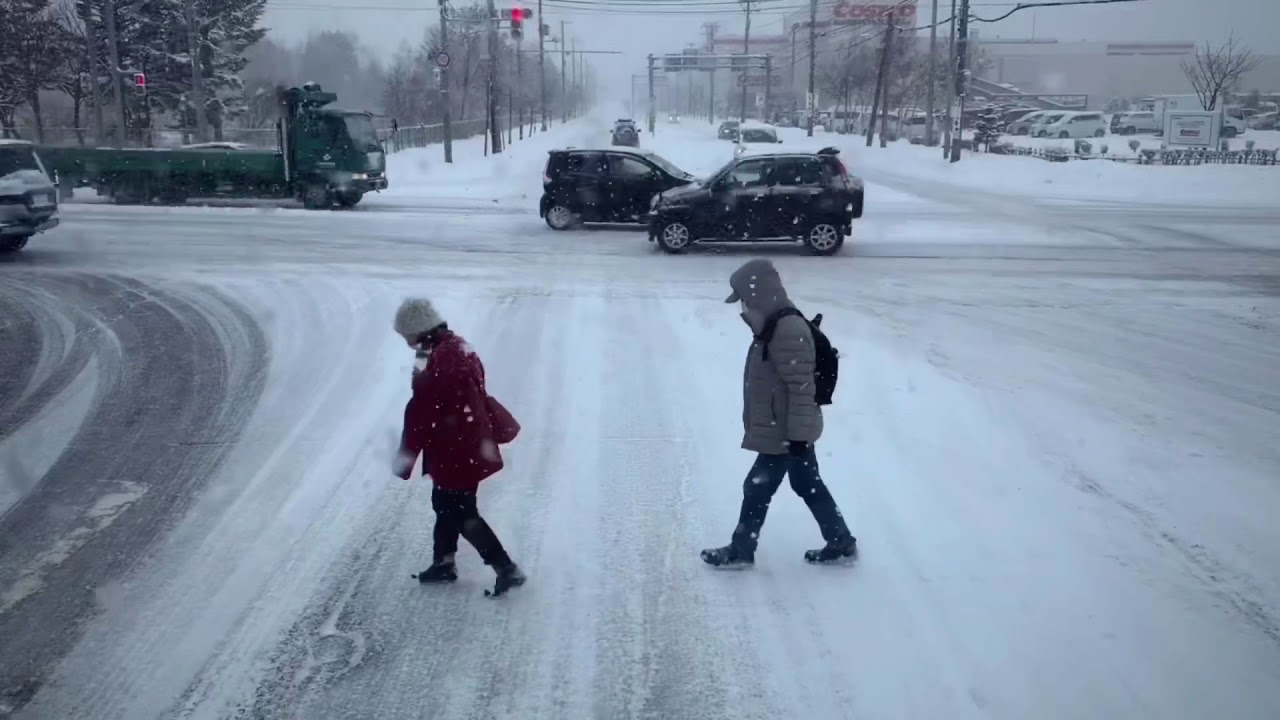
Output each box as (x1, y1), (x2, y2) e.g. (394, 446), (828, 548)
(396, 331), (519, 490)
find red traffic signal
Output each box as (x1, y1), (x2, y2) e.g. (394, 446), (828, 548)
(133, 72), (146, 88)
(509, 6), (531, 37)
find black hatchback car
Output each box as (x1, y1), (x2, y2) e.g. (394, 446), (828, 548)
(540, 148), (697, 229)
(647, 147), (863, 255)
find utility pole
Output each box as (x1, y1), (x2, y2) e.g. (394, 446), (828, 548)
(439, 0), (454, 162)
(739, 0), (751, 122)
(789, 24), (797, 100)
(703, 22), (718, 124)
(538, 0), (547, 130)
(647, 54), (656, 133)
(950, 0), (970, 162)
(763, 55), (772, 121)
(925, 0), (939, 146)
(485, 0), (502, 153)
(184, 0), (209, 143)
(515, 34), (522, 141)
(559, 21), (567, 122)
(866, 10), (894, 147)
(942, 0), (957, 157)
(806, 0), (817, 136)
(82, 1), (103, 144)
(878, 12), (896, 148)
(101, 0), (126, 145)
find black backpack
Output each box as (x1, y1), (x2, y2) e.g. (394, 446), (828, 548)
(759, 308), (839, 406)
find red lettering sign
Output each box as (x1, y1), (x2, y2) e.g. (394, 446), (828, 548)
(831, 2), (917, 24)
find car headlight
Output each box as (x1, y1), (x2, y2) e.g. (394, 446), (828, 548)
(351, 172), (369, 181)
(650, 194), (660, 210)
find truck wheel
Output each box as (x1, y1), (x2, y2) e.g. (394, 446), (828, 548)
(1222, 126), (1238, 138)
(336, 192), (362, 208)
(2, 236), (30, 253)
(303, 185), (332, 210)
(804, 220), (843, 256)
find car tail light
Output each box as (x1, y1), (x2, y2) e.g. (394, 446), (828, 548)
(543, 171), (552, 184)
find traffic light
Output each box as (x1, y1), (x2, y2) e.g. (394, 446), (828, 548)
(133, 72), (146, 94)
(509, 6), (531, 38)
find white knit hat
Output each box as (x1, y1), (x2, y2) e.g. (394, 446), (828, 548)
(394, 297), (445, 340)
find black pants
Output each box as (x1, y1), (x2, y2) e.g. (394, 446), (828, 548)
(731, 445), (850, 554)
(432, 487), (512, 569)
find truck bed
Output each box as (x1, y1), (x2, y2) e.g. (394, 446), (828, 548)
(38, 145), (289, 203)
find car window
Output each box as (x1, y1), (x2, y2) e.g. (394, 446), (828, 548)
(564, 152), (604, 175)
(727, 158), (772, 187)
(0, 145), (42, 176)
(609, 154), (653, 178)
(771, 158), (823, 186)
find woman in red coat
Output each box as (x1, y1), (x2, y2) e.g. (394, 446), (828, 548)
(392, 297), (525, 596)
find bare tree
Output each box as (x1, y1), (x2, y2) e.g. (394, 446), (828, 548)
(1181, 35), (1260, 111)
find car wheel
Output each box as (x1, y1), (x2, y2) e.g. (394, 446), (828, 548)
(1017, 128), (1029, 135)
(336, 191), (362, 208)
(804, 221), (843, 256)
(657, 220), (693, 254)
(1094, 128), (1106, 137)
(1222, 126), (1238, 138)
(544, 203), (576, 230)
(1059, 131), (1070, 139)
(1, 235), (30, 253)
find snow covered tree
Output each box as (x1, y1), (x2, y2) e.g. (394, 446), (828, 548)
(971, 104), (1003, 151)
(0, 0), (76, 140)
(195, 0), (268, 138)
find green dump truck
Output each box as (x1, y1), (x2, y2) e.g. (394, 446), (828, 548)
(39, 83), (388, 209)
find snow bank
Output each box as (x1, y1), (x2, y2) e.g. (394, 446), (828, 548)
(381, 116), (617, 208)
(838, 136), (1280, 207)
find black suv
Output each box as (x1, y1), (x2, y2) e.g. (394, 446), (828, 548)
(647, 147), (863, 255)
(717, 120), (740, 140)
(540, 148), (697, 229)
(611, 119), (640, 147)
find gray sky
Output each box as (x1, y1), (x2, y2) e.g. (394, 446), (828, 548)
(262, 0), (1279, 92)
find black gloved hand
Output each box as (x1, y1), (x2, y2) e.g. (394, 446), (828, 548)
(788, 441), (809, 456)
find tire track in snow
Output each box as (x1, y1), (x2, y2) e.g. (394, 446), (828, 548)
(21, 278), (405, 720)
(0, 273), (267, 717)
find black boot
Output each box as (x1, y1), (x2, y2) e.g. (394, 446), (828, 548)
(414, 560), (458, 583)
(700, 543), (755, 569)
(804, 536), (857, 565)
(485, 563), (527, 597)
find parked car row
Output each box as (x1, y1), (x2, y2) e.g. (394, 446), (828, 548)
(539, 141), (864, 256)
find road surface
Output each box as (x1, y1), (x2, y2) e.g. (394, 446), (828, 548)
(2, 124), (1279, 719)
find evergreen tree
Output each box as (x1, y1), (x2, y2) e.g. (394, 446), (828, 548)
(0, 0), (75, 140)
(972, 104), (1004, 151)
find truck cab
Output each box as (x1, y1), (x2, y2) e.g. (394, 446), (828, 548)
(281, 84), (388, 208)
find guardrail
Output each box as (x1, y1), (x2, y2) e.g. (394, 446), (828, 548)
(989, 142), (1279, 166)
(385, 119), (488, 153)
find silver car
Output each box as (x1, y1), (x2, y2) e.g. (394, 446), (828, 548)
(0, 140), (60, 252)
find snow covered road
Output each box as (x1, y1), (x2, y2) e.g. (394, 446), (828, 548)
(2, 119), (1279, 719)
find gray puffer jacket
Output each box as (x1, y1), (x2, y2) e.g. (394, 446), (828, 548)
(726, 258), (823, 454)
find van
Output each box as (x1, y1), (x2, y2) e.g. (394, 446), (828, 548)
(1111, 111), (1159, 135)
(1039, 112), (1107, 139)
(0, 140), (60, 252)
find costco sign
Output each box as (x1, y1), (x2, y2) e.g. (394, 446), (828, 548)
(831, 1), (918, 25)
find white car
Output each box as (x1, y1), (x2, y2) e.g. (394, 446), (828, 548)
(1007, 110), (1050, 135)
(1038, 111), (1107, 139)
(1029, 112), (1068, 137)
(0, 140), (60, 252)
(1112, 111), (1159, 135)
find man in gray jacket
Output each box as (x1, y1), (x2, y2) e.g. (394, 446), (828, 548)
(701, 258), (857, 568)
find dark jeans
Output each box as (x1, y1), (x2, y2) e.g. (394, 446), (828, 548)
(432, 487), (512, 569)
(731, 445), (850, 554)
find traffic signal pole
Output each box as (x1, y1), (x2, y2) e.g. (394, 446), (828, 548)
(538, 0), (547, 130)
(440, 0), (454, 162)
